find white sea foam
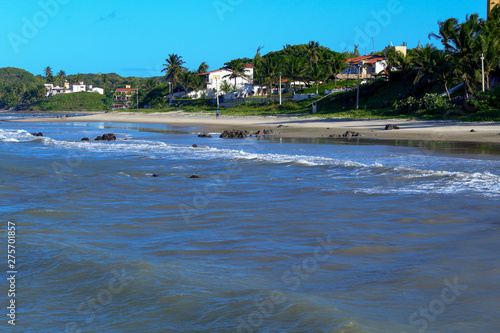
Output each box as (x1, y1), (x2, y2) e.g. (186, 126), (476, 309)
(0, 129), (38, 143)
(4, 128), (500, 196)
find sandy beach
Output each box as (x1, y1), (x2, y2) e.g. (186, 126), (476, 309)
(8, 111), (500, 143)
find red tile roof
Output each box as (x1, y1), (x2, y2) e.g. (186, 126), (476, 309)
(197, 63), (255, 76)
(346, 55), (386, 65)
(116, 88), (137, 92)
(196, 69), (227, 76)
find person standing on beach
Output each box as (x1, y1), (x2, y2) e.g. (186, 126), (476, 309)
(216, 109), (220, 119)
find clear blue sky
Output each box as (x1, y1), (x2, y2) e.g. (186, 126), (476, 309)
(0, 0), (487, 77)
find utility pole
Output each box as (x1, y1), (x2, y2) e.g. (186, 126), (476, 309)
(481, 53), (485, 92)
(214, 76), (220, 108)
(168, 82), (171, 107)
(279, 72), (282, 105)
(356, 63), (361, 110)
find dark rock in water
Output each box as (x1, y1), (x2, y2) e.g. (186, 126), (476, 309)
(30, 132), (44, 137)
(192, 144), (198, 148)
(102, 133), (116, 141)
(253, 129), (274, 136)
(385, 124), (400, 130)
(152, 174), (159, 177)
(95, 133), (116, 141)
(329, 131), (361, 138)
(189, 174), (199, 178)
(81, 138), (90, 141)
(198, 133), (213, 138)
(470, 129), (476, 133)
(220, 129), (249, 139)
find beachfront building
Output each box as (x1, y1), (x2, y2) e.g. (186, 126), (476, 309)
(114, 85), (137, 108)
(341, 55), (388, 79)
(44, 82), (104, 97)
(196, 64), (255, 91)
(488, 0), (498, 16)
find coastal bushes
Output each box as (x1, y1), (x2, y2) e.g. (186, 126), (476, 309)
(395, 93), (454, 115)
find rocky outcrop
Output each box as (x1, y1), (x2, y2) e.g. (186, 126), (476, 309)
(329, 131), (361, 138)
(253, 129), (274, 136)
(30, 132), (44, 137)
(189, 174), (199, 178)
(198, 134), (213, 138)
(192, 144), (198, 148)
(95, 133), (117, 141)
(470, 129), (476, 133)
(385, 124), (400, 130)
(81, 138), (90, 142)
(220, 129), (249, 139)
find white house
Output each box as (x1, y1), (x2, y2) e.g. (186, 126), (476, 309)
(343, 55), (388, 76)
(196, 64), (255, 91)
(44, 81), (104, 97)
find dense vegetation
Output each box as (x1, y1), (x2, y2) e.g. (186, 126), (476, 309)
(1, 9), (499, 119)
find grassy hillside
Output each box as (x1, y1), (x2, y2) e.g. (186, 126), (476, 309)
(0, 67), (45, 87)
(27, 92), (112, 111)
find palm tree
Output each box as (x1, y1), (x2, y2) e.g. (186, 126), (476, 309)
(309, 64), (326, 94)
(325, 53), (348, 87)
(220, 80), (236, 95)
(477, 9), (500, 90)
(56, 70), (66, 87)
(101, 74), (110, 90)
(307, 41), (320, 67)
(285, 56), (307, 92)
(429, 14), (483, 98)
(161, 54), (187, 89)
(223, 59), (249, 88)
(44, 66), (53, 83)
(260, 57), (280, 96)
(74, 73), (83, 84)
(196, 62), (209, 74)
(434, 51), (454, 100)
(389, 50), (413, 87)
(144, 78), (158, 93)
(412, 44), (439, 87)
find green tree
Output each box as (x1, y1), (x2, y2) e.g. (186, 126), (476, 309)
(144, 78), (158, 93)
(325, 53), (348, 87)
(260, 57), (280, 96)
(309, 64), (326, 94)
(56, 70), (66, 87)
(307, 41), (320, 67)
(220, 80), (236, 94)
(284, 56), (306, 92)
(74, 73), (83, 84)
(412, 44), (439, 87)
(161, 54), (187, 90)
(197, 62), (209, 74)
(223, 59), (249, 88)
(44, 66), (53, 83)
(477, 8), (500, 90)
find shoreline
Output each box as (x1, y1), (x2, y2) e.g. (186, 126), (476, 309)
(6, 111), (500, 144)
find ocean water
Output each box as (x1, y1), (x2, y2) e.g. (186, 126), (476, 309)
(1, 113), (500, 332)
